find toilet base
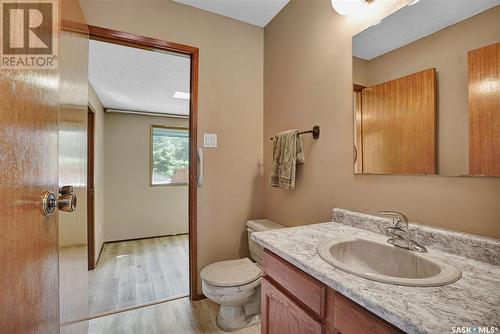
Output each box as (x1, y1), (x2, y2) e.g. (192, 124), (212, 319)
(216, 305), (261, 332)
(200, 259), (263, 332)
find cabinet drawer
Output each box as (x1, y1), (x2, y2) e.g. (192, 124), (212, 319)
(333, 293), (404, 334)
(263, 249), (327, 318)
(262, 277), (324, 334)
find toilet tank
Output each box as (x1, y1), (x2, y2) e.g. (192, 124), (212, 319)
(246, 219), (284, 264)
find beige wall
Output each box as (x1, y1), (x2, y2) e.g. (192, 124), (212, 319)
(352, 56), (369, 87)
(354, 6), (500, 175)
(88, 84), (105, 261)
(89, 83), (190, 250)
(104, 112), (189, 241)
(81, 0), (264, 294)
(264, 0), (500, 239)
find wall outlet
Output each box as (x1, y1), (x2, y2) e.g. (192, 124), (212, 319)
(203, 134), (217, 148)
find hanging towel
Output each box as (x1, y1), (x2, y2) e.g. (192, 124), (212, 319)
(270, 129), (305, 190)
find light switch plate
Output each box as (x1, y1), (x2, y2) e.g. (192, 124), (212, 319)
(203, 134), (217, 148)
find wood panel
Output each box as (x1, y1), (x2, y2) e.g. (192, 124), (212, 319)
(87, 25), (201, 300)
(333, 293), (403, 334)
(468, 42), (500, 176)
(262, 277), (324, 334)
(0, 11), (59, 334)
(361, 69), (436, 175)
(87, 25), (198, 55)
(325, 289), (336, 333)
(59, 0), (89, 332)
(263, 249), (327, 318)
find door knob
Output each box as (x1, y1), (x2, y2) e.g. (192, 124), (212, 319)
(59, 185), (74, 195)
(41, 186), (77, 216)
(57, 193), (77, 212)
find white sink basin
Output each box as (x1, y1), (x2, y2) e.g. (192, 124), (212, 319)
(317, 235), (461, 287)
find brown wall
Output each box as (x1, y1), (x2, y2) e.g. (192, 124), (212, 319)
(354, 6), (500, 175)
(80, 0), (264, 295)
(263, 0), (500, 239)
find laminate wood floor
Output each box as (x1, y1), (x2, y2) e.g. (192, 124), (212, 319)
(89, 235), (189, 315)
(88, 297), (260, 334)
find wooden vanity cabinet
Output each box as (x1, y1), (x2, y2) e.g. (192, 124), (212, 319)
(261, 249), (404, 334)
(261, 277), (324, 334)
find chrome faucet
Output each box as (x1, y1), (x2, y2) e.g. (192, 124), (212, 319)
(379, 211), (427, 253)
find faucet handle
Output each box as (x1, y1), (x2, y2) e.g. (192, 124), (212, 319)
(379, 211), (409, 230)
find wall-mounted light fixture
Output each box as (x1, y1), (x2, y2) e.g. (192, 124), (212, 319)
(331, 0), (371, 16)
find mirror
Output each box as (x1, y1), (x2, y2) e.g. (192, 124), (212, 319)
(352, 0), (500, 177)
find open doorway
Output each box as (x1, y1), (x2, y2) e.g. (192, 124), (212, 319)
(86, 27), (199, 316)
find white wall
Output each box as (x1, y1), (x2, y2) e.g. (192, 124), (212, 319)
(88, 84), (105, 261)
(103, 112), (189, 241)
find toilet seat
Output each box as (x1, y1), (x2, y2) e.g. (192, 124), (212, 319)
(200, 258), (262, 287)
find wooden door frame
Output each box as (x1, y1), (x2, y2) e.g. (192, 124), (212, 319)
(87, 25), (201, 300)
(87, 108), (96, 270)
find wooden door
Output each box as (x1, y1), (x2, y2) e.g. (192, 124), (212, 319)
(361, 69), (436, 175)
(468, 42), (500, 177)
(0, 18), (60, 334)
(0, 0), (88, 332)
(59, 1), (89, 333)
(261, 277), (324, 334)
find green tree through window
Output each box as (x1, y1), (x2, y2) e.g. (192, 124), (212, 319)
(151, 126), (189, 185)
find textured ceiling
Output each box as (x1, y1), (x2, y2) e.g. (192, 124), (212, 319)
(173, 0), (289, 27)
(353, 0), (500, 60)
(89, 40), (191, 116)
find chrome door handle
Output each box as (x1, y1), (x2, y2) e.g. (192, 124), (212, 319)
(41, 186), (77, 216)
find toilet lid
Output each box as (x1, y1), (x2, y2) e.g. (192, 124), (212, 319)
(200, 258), (262, 287)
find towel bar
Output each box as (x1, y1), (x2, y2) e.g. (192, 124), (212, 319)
(270, 125), (320, 140)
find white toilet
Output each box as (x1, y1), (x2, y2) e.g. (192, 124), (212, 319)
(200, 219), (284, 332)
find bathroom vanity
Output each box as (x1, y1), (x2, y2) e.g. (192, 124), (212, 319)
(262, 249), (402, 333)
(253, 209), (500, 334)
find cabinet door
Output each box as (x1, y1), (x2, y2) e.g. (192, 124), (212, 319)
(262, 277), (324, 334)
(263, 250), (327, 318)
(333, 293), (403, 334)
(468, 42), (500, 176)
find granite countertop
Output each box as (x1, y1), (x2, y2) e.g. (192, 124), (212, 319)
(252, 210), (500, 334)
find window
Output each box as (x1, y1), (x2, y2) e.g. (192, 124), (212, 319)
(151, 125), (189, 185)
